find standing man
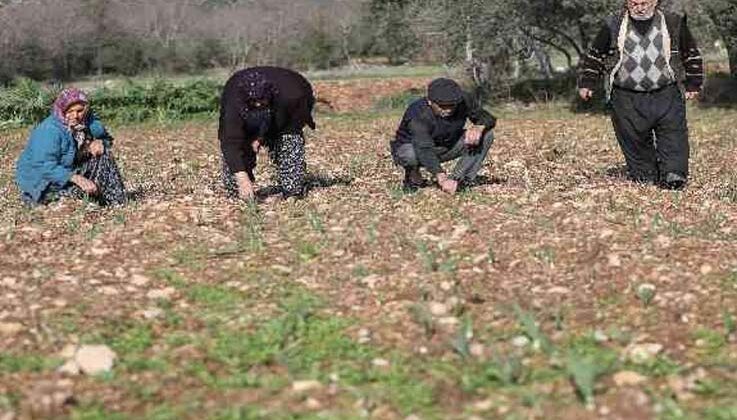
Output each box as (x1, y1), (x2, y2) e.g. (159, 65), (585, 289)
(219, 66), (316, 200)
(578, 0), (704, 190)
(390, 78), (497, 194)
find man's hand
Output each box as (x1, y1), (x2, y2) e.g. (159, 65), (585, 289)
(685, 91), (699, 101)
(579, 88), (594, 101)
(71, 174), (98, 195)
(436, 173), (458, 195)
(234, 171), (255, 201)
(251, 138), (262, 154)
(464, 125), (484, 146)
(88, 140), (105, 157)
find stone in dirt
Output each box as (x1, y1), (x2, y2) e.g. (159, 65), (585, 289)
(74, 345), (117, 375)
(511, 335), (530, 348)
(146, 287), (176, 300)
(21, 379), (76, 418)
(130, 274), (150, 286)
(292, 380), (323, 393)
(428, 302), (449, 317)
(0, 322), (23, 336)
(613, 371), (648, 387)
(141, 308), (164, 320)
(305, 398), (322, 410)
(626, 343), (663, 364)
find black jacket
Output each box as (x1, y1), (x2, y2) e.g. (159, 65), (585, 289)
(218, 66), (316, 173)
(393, 95), (496, 175)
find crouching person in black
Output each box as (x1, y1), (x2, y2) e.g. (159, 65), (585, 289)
(219, 66), (316, 200)
(390, 78), (497, 194)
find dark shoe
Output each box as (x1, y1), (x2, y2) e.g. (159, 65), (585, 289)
(629, 172), (657, 185)
(402, 167), (426, 192)
(661, 172), (687, 190)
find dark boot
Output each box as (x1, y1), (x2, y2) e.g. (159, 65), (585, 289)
(660, 172), (687, 190)
(402, 167), (426, 192)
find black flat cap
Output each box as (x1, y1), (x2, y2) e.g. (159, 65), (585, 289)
(427, 78), (463, 106)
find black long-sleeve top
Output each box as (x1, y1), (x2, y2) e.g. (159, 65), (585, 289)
(218, 67), (316, 173)
(394, 95), (496, 175)
(578, 13), (704, 92)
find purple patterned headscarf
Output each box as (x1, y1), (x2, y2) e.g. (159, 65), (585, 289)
(52, 88), (90, 126)
(238, 71), (276, 106)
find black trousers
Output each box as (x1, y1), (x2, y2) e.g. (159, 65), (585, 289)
(610, 84), (689, 183)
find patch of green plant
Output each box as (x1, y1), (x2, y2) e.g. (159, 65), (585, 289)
(366, 220), (378, 244)
(630, 354), (683, 377)
(0, 78), (60, 128)
(306, 210), (325, 234)
(151, 268), (188, 289)
(636, 283), (657, 307)
(120, 356), (169, 373)
(209, 292), (372, 381)
(564, 335), (619, 408)
(513, 305), (553, 354)
(415, 240), (457, 274)
(463, 353), (530, 390)
(297, 240), (320, 262)
(703, 405), (737, 420)
(653, 395), (686, 419)
(108, 324), (154, 356)
(723, 310), (736, 337)
(693, 328), (727, 352)
(187, 284), (242, 311)
(360, 363), (437, 416)
(0, 78), (222, 127)
(487, 241), (496, 265)
(533, 246), (555, 268)
(409, 303), (436, 338)
(144, 403), (192, 420)
(566, 355), (606, 408)
(352, 264), (370, 278)
(70, 403), (127, 420)
(239, 201), (265, 252)
(373, 88), (422, 111)
(0, 354), (60, 373)
(171, 244), (208, 270)
(210, 405), (269, 420)
(450, 316), (474, 358)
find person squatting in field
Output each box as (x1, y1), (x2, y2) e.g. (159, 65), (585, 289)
(218, 66), (316, 201)
(390, 78), (497, 194)
(15, 88), (127, 206)
(578, 0), (704, 190)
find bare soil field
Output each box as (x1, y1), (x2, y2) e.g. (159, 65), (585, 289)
(1, 76), (736, 419)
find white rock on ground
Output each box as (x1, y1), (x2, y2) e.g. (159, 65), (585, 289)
(73, 345), (117, 375)
(428, 302), (449, 317)
(626, 343), (663, 364)
(0, 322), (23, 336)
(130, 274), (150, 286)
(613, 371), (648, 387)
(141, 308), (164, 320)
(511, 336), (531, 348)
(146, 288), (176, 300)
(291, 380), (323, 393)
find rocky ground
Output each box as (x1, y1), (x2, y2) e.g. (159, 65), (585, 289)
(1, 77), (737, 419)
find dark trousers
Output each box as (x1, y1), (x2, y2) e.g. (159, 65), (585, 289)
(610, 84), (689, 183)
(391, 131), (494, 182)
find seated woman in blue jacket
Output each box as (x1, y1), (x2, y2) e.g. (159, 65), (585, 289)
(15, 88), (126, 206)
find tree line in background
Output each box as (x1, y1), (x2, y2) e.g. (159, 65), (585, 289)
(0, 0), (735, 93)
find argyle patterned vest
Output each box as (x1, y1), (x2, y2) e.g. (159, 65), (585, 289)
(614, 17), (675, 91)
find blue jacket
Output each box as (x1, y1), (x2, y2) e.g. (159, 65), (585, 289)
(15, 113), (112, 203)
